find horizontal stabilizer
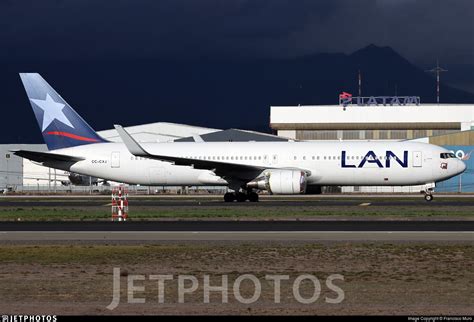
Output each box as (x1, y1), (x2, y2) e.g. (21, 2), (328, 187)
(12, 150), (85, 163)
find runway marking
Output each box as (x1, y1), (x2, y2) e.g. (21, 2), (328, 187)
(359, 202), (371, 206)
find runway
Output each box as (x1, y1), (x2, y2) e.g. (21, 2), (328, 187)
(1, 220), (473, 231)
(1, 220), (473, 241)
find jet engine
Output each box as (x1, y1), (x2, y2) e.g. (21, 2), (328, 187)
(67, 172), (100, 186)
(247, 170), (307, 194)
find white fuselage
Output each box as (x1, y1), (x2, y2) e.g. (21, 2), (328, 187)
(46, 141), (466, 188)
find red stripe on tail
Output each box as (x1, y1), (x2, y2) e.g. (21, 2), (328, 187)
(45, 131), (100, 142)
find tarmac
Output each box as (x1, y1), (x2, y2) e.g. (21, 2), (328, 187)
(1, 220), (472, 241)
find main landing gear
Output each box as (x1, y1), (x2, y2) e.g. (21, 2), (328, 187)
(424, 193), (433, 202)
(224, 191), (259, 202)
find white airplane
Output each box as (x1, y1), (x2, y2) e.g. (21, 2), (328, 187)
(14, 73), (466, 202)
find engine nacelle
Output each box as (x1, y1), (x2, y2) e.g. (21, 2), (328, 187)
(247, 170), (307, 194)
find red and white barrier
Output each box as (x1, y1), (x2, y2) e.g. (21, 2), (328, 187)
(111, 186), (128, 221)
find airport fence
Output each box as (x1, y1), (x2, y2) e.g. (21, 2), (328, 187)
(1, 184), (229, 195)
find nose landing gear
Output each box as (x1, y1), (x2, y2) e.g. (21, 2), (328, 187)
(421, 183), (435, 202)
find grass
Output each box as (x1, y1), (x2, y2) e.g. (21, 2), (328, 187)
(1, 205), (474, 220)
(1, 195), (474, 220)
(0, 206), (474, 220)
(0, 243), (472, 265)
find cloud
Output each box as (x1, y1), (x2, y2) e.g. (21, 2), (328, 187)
(0, 0), (472, 64)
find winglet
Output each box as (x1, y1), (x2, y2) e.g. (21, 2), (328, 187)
(114, 125), (149, 156)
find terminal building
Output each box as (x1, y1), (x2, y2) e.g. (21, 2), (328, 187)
(270, 97), (474, 193)
(271, 100), (474, 141)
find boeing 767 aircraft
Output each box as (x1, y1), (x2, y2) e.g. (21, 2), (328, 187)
(14, 73), (466, 202)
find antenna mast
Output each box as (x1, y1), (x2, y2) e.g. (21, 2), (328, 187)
(358, 70), (362, 97)
(426, 59), (448, 105)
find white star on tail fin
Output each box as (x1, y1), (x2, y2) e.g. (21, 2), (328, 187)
(30, 93), (74, 131)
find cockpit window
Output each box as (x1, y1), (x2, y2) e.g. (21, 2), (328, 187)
(440, 153), (457, 159)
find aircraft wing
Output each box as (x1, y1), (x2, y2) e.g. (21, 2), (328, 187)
(12, 150), (85, 163)
(114, 125), (269, 181)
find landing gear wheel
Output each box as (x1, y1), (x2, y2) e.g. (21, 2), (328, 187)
(224, 192), (235, 202)
(236, 192), (247, 202)
(424, 194), (433, 202)
(248, 192), (259, 202)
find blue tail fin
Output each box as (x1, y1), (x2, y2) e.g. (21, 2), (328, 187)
(19, 73), (108, 150)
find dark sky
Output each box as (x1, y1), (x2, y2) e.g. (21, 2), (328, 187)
(1, 0), (474, 143)
(1, 0), (473, 64)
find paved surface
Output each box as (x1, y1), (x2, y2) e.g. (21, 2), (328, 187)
(1, 221), (472, 241)
(1, 198), (474, 207)
(1, 220), (473, 231)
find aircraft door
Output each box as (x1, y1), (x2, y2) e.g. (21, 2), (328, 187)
(413, 151), (422, 167)
(111, 151), (120, 168)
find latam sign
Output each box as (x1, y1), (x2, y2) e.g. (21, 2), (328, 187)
(339, 95), (421, 107)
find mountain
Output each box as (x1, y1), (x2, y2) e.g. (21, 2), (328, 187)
(1, 44), (473, 143)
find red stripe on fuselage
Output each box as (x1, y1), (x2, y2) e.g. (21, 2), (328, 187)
(45, 131), (99, 142)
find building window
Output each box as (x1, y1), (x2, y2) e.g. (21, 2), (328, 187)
(296, 130), (338, 140)
(390, 130), (408, 140)
(379, 130), (390, 139)
(342, 130), (361, 140)
(413, 130), (427, 138)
